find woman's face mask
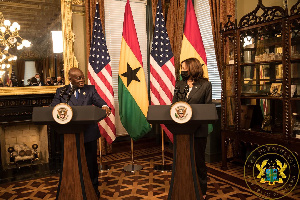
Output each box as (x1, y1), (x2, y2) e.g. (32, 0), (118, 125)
(181, 71), (189, 81)
(180, 61), (190, 81)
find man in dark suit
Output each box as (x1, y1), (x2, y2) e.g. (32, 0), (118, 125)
(35, 73), (44, 86)
(50, 68), (111, 197)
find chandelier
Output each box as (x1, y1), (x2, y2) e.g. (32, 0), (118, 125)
(0, 12), (31, 70)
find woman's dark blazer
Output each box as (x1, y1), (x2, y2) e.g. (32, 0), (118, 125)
(172, 79), (212, 137)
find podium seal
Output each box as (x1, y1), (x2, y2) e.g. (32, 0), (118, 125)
(170, 101), (192, 124)
(52, 103), (73, 124)
(244, 144), (299, 199)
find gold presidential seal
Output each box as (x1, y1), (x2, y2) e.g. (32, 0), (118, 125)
(170, 101), (192, 124)
(52, 103), (73, 124)
(244, 144), (299, 199)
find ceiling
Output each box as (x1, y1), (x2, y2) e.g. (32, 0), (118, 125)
(0, 0), (62, 56)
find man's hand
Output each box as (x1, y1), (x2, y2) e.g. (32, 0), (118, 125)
(102, 106), (111, 116)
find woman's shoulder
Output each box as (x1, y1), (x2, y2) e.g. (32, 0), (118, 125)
(197, 79), (211, 85)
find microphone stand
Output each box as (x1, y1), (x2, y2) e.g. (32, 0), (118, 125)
(59, 85), (69, 97)
(154, 84), (189, 172)
(65, 86), (75, 105)
(175, 84), (189, 102)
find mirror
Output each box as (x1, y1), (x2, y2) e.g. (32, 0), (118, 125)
(0, 0), (68, 95)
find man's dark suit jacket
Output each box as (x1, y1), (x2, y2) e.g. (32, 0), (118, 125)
(172, 79), (212, 137)
(50, 84), (107, 143)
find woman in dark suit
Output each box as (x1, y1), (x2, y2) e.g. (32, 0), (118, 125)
(172, 57), (212, 199)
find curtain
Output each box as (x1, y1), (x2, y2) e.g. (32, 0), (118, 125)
(85, 0), (112, 155)
(16, 59), (25, 86)
(166, 0), (185, 78)
(209, 0), (235, 74)
(35, 59), (44, 83)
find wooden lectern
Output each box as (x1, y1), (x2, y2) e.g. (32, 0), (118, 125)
(32, 106), (106, 200)
(147, 104), (218, 200)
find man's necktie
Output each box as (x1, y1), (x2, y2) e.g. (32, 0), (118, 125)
(75, 89), (79, 99)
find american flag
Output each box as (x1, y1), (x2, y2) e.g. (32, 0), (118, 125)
(150, 0), (176, 142)
(88, 3), (116, 144)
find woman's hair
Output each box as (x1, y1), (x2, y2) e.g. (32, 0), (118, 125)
(181, 58), (205, 82)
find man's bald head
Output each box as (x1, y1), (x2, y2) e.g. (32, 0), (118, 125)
(68, 68), (85, 88)
(68, 68), (83, 76)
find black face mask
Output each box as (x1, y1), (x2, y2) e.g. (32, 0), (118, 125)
(181, 71), (189, 81)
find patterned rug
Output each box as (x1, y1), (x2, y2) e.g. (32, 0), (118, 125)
(0, 144), (299, 200)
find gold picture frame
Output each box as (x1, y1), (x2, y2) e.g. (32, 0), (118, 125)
(0, 0), (78, 96)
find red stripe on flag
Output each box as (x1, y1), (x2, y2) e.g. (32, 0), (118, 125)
(98, 123), (113, 144)
(150, 65), (173, 101)
(89, 70), (116, 140)
(161, 57), (176, 84)
(98, 70), (114, 97)
(122, 0), (143, 65)
(101, 115), (116, 136)
(150, 82), (167, 105)
(184, 0), (207, 65)
(88, 72), (116, 142)
(88, 70), (115, 116)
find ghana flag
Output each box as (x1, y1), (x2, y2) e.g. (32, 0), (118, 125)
(180, 0), (208, 79)
(118, 0), (151, 141)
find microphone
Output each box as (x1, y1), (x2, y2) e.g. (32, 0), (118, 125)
(184, 85), (189, 96)
(66, 86), (76, 104)
(174, 85), (180, 97)
(174, 82), (189, 102)
(59, 85), (69, 97)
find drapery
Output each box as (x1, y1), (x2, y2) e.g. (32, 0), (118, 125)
(85, 0), (112, 155)
(35, 59), (44, 82)
(208, 0), (235, 74)
(166, 0), (185, 77)
(16, 59), (25, 85)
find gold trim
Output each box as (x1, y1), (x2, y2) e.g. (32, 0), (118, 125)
(61, 0), (79, 85)
(1, 1), (77, 95)
(72, 0), (85, 6)
(0, 86), (62, 96)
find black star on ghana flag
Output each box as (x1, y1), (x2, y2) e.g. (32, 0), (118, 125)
(121, 63), (141, 87)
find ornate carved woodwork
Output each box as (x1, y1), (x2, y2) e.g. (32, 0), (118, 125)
(238, 0), (286, 28)
(220, 0), (300, 169)
(223, 15), (236, 32)
(0, 93), (54, 124)
(61, 0), (79, 84)
(291, 0), (300, 16)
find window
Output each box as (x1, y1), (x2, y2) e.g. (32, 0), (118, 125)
(195, 0), (221, 100)
(24, 61), (36, 86)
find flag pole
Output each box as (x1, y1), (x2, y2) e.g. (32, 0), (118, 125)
(154, 127), (172, 171)
(99, 137), (110, 171)
(162, 128), (165, 165)
(123, 138), (143, 172)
